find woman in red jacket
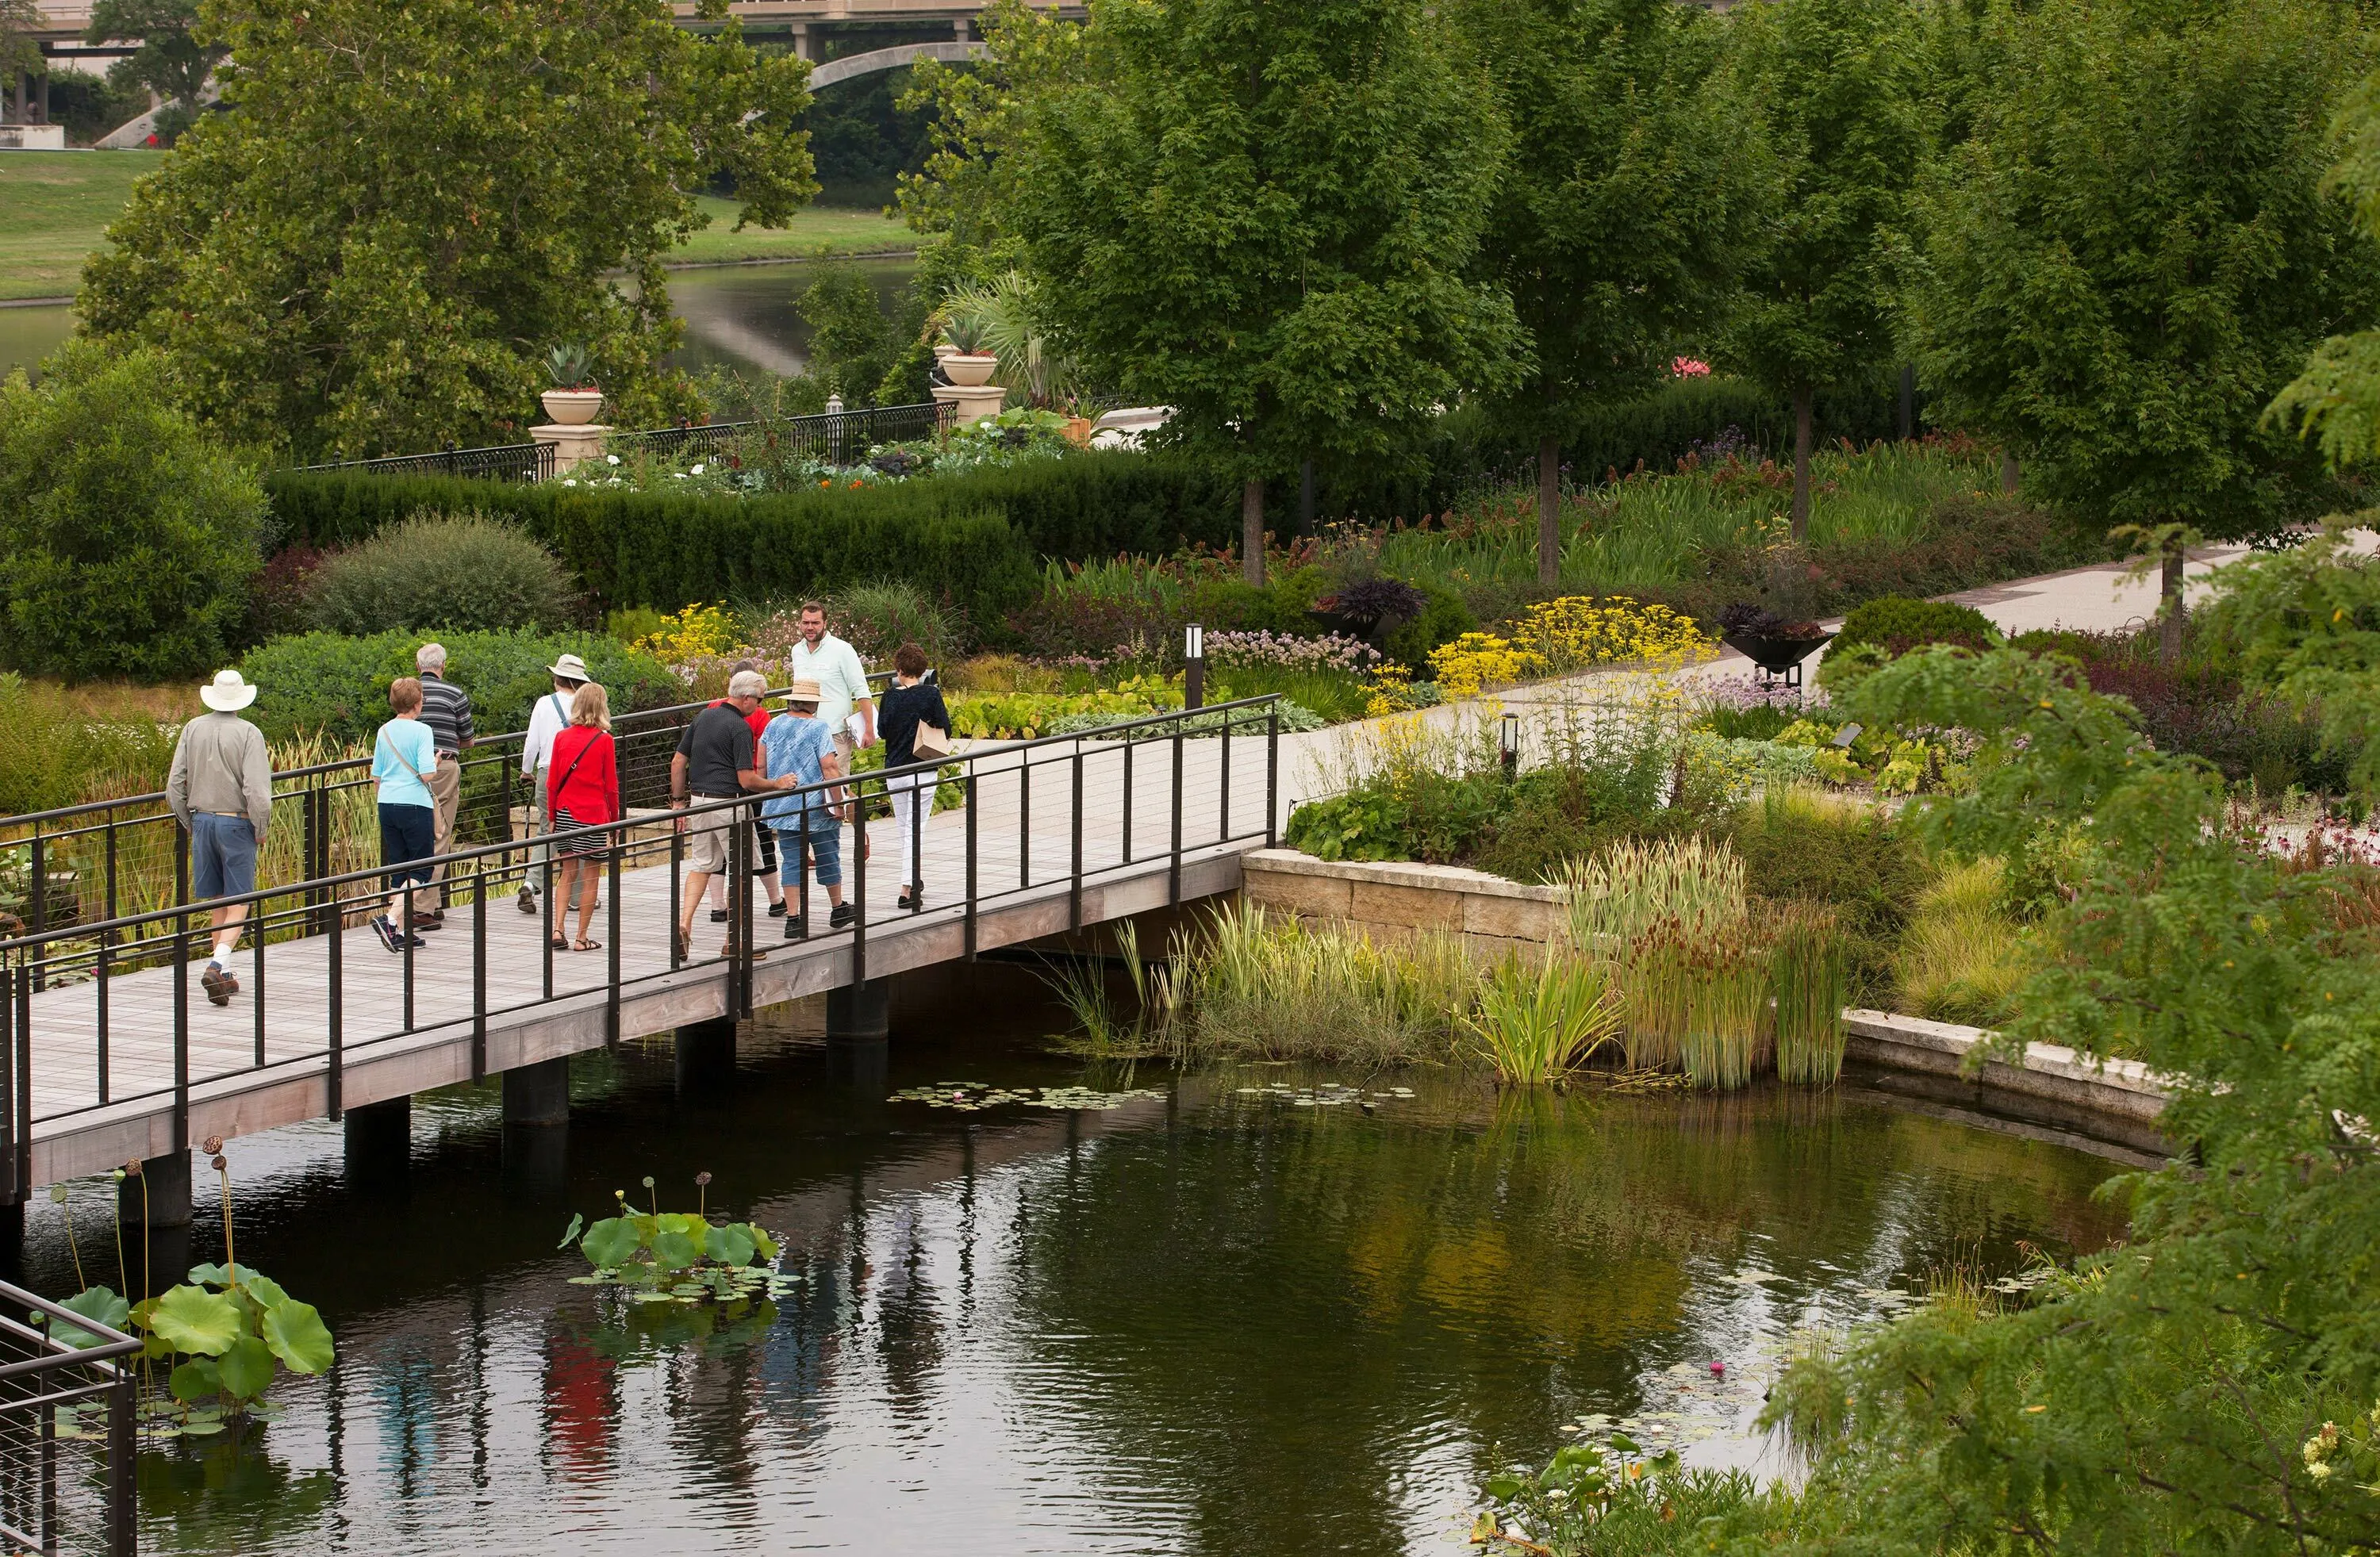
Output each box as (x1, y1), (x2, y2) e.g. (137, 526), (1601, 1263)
(547, 681), (620, 951)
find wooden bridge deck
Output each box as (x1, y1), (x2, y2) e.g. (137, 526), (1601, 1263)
(14, 734), (1280, 1186)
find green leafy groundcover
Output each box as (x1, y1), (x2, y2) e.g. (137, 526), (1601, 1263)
(53, 1263), (336, 1440)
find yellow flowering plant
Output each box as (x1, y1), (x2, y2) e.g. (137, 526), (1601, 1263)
(632, 603), (746, 663)
(1515, 596), (1714, 676)
(1428, 633), (1546, 697)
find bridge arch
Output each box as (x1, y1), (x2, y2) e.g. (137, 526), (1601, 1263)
(808, 40), (989, 90)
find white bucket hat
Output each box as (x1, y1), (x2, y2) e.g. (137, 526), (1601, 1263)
(199, 669), (259, 712)
(548, 653), (592, 684)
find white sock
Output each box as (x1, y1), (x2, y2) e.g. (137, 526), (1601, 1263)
(206, 953), (227, 972)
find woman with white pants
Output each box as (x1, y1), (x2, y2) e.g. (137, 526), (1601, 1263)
(872, 643), (950, 911)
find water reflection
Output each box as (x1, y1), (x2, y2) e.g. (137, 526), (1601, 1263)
(10, 968), (2129, 1554)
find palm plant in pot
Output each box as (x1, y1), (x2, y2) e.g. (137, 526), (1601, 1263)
(937, 312), (1000, 388)
(541, 343), (605, 425)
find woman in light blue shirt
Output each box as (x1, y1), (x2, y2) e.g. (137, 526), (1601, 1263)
(371, 677), (440, 953)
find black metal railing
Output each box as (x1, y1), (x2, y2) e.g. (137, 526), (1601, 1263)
(0, 1283), (137, 1556)
(0, 677), (894, 960)
(0, 698), (1281, 1188)
(289, 441), (555, 482)
(604, 401), (951, 466)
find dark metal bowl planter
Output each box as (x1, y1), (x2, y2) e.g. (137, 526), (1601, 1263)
(1721, 630), (1835, 688)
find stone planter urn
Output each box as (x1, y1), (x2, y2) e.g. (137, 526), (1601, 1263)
(540, 389), (605, 425)
(941, 354), (999, 388)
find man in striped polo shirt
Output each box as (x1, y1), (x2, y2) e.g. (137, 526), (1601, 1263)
(415, 642), (475, 924)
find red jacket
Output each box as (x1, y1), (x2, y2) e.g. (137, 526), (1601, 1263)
(547, 727), (620, 826)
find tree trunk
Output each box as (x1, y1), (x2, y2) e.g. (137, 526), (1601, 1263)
(2159, 532), (2186, 664)
(1537, 434), (1561, 588)
(1790, 386), (1814, 543)
(2001, 451), (2020, 495)
(1242, 477), (1265, 587)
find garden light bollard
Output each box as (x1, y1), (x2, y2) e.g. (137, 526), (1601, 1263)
(1500, 711), (1520, 781)
(1184, 624), (1205, 711)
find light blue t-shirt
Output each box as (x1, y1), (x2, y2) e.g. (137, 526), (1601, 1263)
(758, 713), (835, 826)
(373, 718), (438, 808)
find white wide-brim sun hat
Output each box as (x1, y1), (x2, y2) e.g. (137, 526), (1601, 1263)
(199, 669), (259, 712)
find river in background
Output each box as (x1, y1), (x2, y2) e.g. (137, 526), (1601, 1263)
(0, 257), (914, 389)
(2, 961), (2136, 1556)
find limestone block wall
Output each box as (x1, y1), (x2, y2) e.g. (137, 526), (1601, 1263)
(1238, 849), (1564, 963)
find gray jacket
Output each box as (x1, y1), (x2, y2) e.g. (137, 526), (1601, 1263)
(167, 713), (273, 836)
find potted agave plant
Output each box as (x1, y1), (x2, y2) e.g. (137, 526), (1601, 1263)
(939, 313), (999, 388)
(540, 343), (605, 425)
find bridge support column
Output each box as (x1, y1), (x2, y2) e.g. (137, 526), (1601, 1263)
(791, 21), (812, 60)
(827, 979), (890, 1045)
(119, 1152), (192, 1232)
(674, 1018), (738, 1095)
(502, 1056), (571, 1128)
(344, 1095), (412, 1183)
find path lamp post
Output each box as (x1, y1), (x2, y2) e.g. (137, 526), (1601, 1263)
(1500, 711), (1520, 781)
(1184, 624), (1205, 711)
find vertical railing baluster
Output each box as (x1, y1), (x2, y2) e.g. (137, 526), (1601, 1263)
(540, 837), (554, 1001)
(1266, 701), (1280, 846)
(1169, 720), (1184, 907)
(471, 862), (487, 1083)
(12, 956), (27, 1202)
(670, 824), (683, 969)
(1019, 757), (1031, 890)
(963, 771), (978, 961)
(1122, 738), (1134, 865)
(327, 880), (344, 1122)
(40, 1382), (56, 1555)
(304, 781), (323, 937)
(97, 827), (113, 1103)
(850, 786), (866, 988)
(1070, 747), (1084, 931)
(908, 765), (924, 917)
(172, 906), (190, 1154)
(252, 884), (266, 1068)
(106, 1359), (133, 1557)
(606, 836), (622, 1046)
(1221, 707), (1232, 843)
(0, 960), (17, 1208)
(27, 830), (44, 994)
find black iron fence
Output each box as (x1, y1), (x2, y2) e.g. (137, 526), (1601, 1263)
(288, 441), (554, 483)
(604, 401), (950, 466)
(0, 1284), (137, 1556)
(286, 402), (953, 483)
(0, 698), (1281, 1190)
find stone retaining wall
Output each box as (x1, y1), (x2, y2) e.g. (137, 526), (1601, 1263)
(1240, 847), (2171, 1145)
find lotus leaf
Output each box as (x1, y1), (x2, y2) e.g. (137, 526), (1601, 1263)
(149, 1285), (242, 1356)
(656, 1213), (707, 1238)
(704, 1225), (756, 1267)
(649, 1229), (701, 1271)
(581, 1217), (643, 1268)
(750, 1228), (780, 1262)
(168, 1358), (221, 1403)
(216, 1335), (276, 1399)
(261, 1301), (335, 1375)
(240, 1273), (292, 1310)
(177, 1421), (225, 1436)
(557, 1213), (585, 1249)
(54, 1286), (131, 1348)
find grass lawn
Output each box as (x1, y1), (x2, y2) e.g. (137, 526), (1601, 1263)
(0, 150), (167, 301)
(0, 153), (909, 302)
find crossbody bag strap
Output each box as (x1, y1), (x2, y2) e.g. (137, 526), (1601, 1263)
(380, 729), (428, 784)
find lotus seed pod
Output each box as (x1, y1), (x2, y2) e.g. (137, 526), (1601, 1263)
(123, 1160), (140, 1177)
(111, 1169), (125, 1183)
(48, 1184), (67, 1203)
(641, 1175), (655, 1189)
(696, 1172), (712, 1187)
(202, 1135), (223, 1155)
(211, 1156), (227, 1172)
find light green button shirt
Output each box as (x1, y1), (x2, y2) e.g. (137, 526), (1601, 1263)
(789, 633), (871, 732)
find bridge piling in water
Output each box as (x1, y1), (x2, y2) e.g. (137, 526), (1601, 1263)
(343, 1095), (412, 1184)
(674, 1018), (738, 1094)
(502, 1057), (572, 1128)
(118, 1152), (191, 1231)
(826, 980), (890, 1045)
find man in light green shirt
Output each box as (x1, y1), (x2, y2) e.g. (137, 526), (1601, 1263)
(788, 602), (875, 811)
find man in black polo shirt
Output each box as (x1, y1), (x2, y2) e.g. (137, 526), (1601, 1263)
(415, 642), (474, 924)
(670, 669), (789, 961)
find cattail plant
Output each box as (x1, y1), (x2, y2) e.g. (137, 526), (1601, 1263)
(1564, 838), (1749, 1072)
(1768, 902), (1848, 1085)
(1621, 918), (1695, 1071)
(1682, 941), (1770, 1090)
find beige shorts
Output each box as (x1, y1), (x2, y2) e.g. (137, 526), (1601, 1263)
(683, 800), (737, 874)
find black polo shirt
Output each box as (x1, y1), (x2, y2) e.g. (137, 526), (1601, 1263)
(676, 702), (754, 797)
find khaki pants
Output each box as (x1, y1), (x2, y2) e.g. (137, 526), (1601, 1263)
(427, 754), (462, 907)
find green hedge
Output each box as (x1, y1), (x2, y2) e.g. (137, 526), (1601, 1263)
(237, 629), (683, 745)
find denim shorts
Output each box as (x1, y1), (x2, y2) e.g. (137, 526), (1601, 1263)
(190, 813), (258, 901)
(773, 816), (842, 888)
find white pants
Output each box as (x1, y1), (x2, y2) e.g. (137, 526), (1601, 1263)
(886, 771), (929, 888)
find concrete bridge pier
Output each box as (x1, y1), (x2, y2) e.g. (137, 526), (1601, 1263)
(502, 1056), (572, 1128)
(500, 1057), (572, 1200)
(344, 1095), (413, 1186)
(118, 1151), (192, 1231)
(827, 979), (890, 1095)
(674, 1018), (738, 1095)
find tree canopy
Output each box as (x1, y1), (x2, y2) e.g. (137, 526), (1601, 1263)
(1453, 0), (1760, 582)
(78, 0), (816, 462)
(84, 0), (224, 144)
(999, 0), (1525, 579)
(1722, 0), (1921, 541)
(1904, 0), (2378, 649)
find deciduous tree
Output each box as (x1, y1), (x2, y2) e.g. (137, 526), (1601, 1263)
(84, 0), (223, 144)
(1453, 0), (1760, 585)
(1722, 0), (1921, 543)
(1001, 0), (1525, 583)
(1905, 0), (2379, 660)
(79, 0), (816, 461)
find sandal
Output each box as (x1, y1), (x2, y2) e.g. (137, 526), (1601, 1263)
(574, 938), (602, 952)
(550, 934), (570, 950)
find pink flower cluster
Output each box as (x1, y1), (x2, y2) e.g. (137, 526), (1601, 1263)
(1206, 631), (1382, 672)
(1673, 356), (1712, 378)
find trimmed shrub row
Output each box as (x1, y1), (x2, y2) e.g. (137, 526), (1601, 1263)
(237, 629), (683, 746)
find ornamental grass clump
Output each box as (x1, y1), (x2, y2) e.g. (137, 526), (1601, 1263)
(1185, 900), (1472, 1067)
(1681, 941), (1772, 1091)
(1468, 953), (1623, 1085)
(1562, 837), (1758, 1079)
(1767, 901), (1849, 1085)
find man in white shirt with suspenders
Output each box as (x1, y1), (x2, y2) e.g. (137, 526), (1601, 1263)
(518, 654), (593, 915)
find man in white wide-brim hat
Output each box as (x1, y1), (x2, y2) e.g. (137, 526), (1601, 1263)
(165, 670), (273, 1008)
(518, 652), (597, 916)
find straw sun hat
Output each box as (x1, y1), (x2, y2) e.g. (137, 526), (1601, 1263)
(199, 669), (259, 711)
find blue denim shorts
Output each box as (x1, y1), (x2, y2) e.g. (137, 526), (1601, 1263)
(190, 812), (259, 901)
(774, 817), (843, 889)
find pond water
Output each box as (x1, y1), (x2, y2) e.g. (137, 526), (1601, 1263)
(8, 964), (2132, 1555)
(0, 258), (914, 384)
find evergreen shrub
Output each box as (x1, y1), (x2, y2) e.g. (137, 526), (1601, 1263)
(1833, 596), (2000, 654)
(303, 514), (581, 635)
